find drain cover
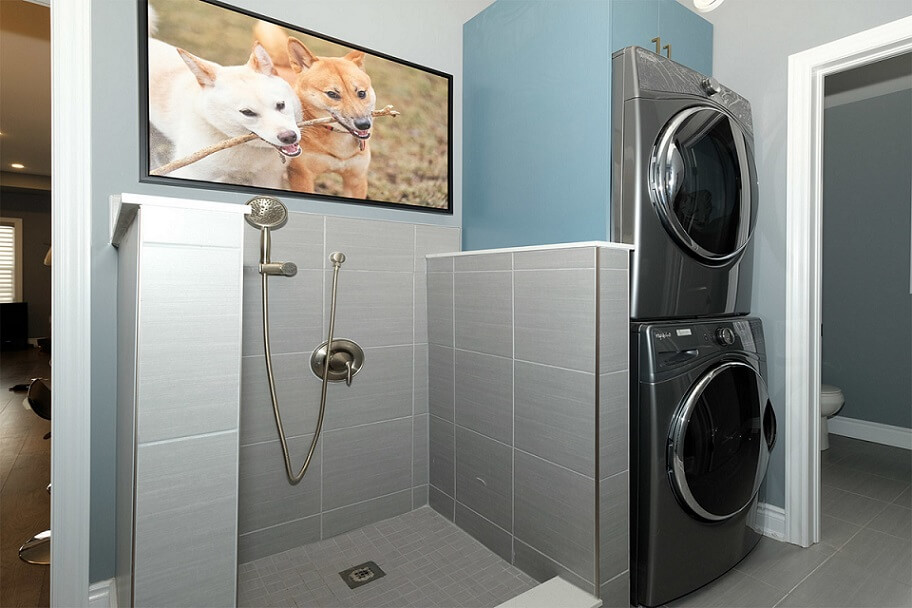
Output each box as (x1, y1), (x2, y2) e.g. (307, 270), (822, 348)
(339, 561), (386, 589)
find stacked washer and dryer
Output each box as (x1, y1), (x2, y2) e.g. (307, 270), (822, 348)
(610, 47), (778, 607)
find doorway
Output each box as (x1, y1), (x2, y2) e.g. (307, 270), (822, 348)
(785, 16), (912, 548)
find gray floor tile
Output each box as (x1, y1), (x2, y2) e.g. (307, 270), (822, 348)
(835, 440), (912, 482)
(837, 527), (912, 586)
(778, 553), (875, 608)
(819, 514), (862, 550)
(665, 569), (784, 608)
(866, 502), (912, 540)
(823, 463), (911, 503)
(821, 484), (891, 527)
(733, 536), (834, 592)
(851, 571), (912, 608)
(893, 485), (912, 508)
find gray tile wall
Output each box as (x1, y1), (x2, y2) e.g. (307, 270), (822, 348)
(598, 246), (631, 600)
(238, 212), (459, 563)
(121, 206), (246, 608)
(427, 245), (630, 598)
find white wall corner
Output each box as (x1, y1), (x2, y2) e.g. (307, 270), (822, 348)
(755, 502), (787, 542)
(88, 579), (118, 608)
(828, 416), (912, 450)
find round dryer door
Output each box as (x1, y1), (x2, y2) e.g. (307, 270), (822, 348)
(649, 106), (756, 264)
(667, 360), (775, 522)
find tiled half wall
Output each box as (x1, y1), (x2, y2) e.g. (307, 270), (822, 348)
(426, 244), (630, 601)
(238, 212), (460, 563)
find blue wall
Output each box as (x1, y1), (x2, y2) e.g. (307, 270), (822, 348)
(822, 88), (912, 429)
(462, 0), (712, 251)
(463, 1), (613, 250)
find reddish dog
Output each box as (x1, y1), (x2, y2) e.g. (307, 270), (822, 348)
(255, 21), (376, 198)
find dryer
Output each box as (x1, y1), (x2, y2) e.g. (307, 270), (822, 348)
(611, 46), (758, 320)
(630, 317), (777, 607)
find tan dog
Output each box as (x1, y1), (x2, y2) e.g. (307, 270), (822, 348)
(255, 21), (376, 198)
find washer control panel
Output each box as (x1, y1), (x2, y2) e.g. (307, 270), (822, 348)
(641, 317), (765, 374)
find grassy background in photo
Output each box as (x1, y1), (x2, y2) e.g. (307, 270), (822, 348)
(148, 0), (449, 208)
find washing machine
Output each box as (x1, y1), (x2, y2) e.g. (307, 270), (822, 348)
(630, 316), (777, 607)
(611, 46), (758, 320)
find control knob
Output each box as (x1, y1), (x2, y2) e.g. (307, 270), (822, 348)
(702, 77), (722, 96)
(715, 327), (735, 346)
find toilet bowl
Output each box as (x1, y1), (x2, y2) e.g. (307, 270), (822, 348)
(820, 384), (845, 450)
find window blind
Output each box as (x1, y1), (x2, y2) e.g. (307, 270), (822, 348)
(0, 221), (20, 303)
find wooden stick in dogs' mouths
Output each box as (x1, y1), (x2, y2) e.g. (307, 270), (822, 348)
(150, 105), (400, 176)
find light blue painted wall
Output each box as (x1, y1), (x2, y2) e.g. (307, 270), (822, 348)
(88, 0), (491, 582)
(700, 0), (912, 508)
(822, 89), (912, 429)
(462, 0), (712, 251)
(462, 1), (613, 251)
(658, 0), (712, 77)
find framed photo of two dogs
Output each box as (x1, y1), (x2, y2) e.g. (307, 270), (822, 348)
(140, 0), (452, 213)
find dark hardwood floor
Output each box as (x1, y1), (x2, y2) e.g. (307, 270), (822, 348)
(1, 348), (51, 608)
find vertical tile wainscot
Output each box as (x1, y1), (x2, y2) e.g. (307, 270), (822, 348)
(112, 193), (247, 608)
(426, 243), (632, 604)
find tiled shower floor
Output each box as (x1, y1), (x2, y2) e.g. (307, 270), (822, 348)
(237, 506), (537, 608)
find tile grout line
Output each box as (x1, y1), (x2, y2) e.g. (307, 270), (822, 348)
(511, 251), (516, 566)
(451, 263), (456, 521)
(320, 214), (326, 541)
(411, 225), (416, 508)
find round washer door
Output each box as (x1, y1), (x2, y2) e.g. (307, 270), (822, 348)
(649, 106), (756, 265)
(667, 360), (774, 522)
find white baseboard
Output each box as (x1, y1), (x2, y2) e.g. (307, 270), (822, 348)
(755, 502), (786, 541)
(829, 416), (912, 450)
(88, 578), (118, 608)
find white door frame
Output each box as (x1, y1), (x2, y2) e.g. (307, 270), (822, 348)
(784, 15), (912, 548)
(50, 0), (92, 604)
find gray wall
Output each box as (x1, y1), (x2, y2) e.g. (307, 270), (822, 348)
(822, 89), (912, 429)
(0, 187), (51, 339)
(700, 0), (912, 507)
(427, 245), (630, 598)
(90, 0), (491, 580)
(237, 212), (459, 564)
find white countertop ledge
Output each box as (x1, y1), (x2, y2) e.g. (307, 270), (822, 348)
(110, 192), (250, 246)
(427, 240), (633, 258)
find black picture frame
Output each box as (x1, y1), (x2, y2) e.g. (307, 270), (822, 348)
(138, 0), (453, 214)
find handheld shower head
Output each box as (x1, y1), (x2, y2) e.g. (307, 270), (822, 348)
(329, 252), (346, 267)
(245, 196), (288, 230)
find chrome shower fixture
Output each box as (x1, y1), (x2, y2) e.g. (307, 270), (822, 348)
(254, 245), (364, 485)
(245, 196), (288, 230)
(245, 196), (297, 278)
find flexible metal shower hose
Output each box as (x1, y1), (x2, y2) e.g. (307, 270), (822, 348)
(260, 249), (342, 485)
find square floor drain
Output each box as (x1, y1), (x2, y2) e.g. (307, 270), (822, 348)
(339, 561), (386, 589)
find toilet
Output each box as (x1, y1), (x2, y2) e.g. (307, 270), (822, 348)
(819, 384), (845, 450)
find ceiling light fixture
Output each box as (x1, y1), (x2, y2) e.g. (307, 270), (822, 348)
(693, 0), (725, 12)
(10, 163), (26, 169)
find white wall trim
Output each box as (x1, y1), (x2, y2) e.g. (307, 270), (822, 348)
(785, 15), (912, 549)
(755, 502), (786, 542)
(829, 417), (912, 450)
(88, 579), (118, 608)
(50, 0), (92, 605)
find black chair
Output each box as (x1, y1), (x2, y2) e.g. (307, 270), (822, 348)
(19, 378), (51, 566)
